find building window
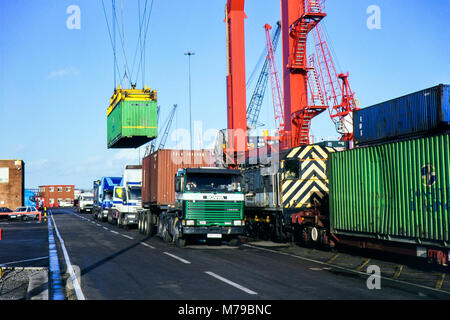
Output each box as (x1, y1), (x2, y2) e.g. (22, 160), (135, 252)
(50, 198), (54, 204)
(66, 187), (71, 192)
(57, 187), (62, 192)
(49, 187), (54, 192)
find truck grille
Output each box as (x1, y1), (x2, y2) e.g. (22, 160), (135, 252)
(186, 201), (243, 224)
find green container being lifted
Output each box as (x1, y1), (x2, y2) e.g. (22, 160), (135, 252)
(107, 86), (158, 149)
(328, 133), (450, 248)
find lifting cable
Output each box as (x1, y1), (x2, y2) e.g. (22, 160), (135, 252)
(101, 0), (123, 89)
(102, 0), (154, 89)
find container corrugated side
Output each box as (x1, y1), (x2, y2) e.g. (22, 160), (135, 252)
(107, 100), (158, 148)
(329, 133), (450, 248)
(142, 149), (213, 207)
(353, 84), (450, 146)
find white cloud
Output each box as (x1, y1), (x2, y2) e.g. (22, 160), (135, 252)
(46, 67), (80, 80)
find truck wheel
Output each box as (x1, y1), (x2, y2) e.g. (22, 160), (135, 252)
(138, 214), (143, 234)
(117, 214), (122, 228)
(228, 238), (240, 246)
(162, 221), (173, 243)
(144, 213), (154, 237)
(148, 213), (156, 236)
(174, 220), (185, 247)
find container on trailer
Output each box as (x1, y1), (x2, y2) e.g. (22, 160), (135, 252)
(353, 84), (450, 146)
(107, 85), (158, 149)
(328, 133), (450, 248)
(142, 149), (213, 207)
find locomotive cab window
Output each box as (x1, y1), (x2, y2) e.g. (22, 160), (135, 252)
(284, 159), (300, 179)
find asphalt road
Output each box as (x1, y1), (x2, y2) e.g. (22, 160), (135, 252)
(48, 208), (449, 300)
(0, 218), (48, 268)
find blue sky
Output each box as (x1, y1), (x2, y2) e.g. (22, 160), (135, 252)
(0, 0), (449, 189)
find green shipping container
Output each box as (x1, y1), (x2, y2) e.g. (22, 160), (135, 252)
(107, 99), (158, 148)
(329, 133), (450, 248)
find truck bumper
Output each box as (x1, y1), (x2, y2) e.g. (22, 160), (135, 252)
(181, 226), (244, 237)
(102, 210), (109, 218)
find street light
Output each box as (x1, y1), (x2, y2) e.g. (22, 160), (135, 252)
(184, 51), (195, 151)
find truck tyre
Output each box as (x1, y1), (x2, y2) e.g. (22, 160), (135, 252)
(117, 213), (122, 228)
(138, 213), (143, 234)
(162, 219), (173, 243)
(145, 213), (155, 237)
(174, 220), (186, 247)
(228, 238), (240, 246)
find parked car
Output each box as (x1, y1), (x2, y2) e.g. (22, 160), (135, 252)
(0, 207), (12, 220)
(9, 206), (40, 221)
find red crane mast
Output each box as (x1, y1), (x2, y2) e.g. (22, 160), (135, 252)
(280, 0), (327, 148)
(225, 0), (248, 164)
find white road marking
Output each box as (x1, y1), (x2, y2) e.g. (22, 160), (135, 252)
(110, 230), (119, 235)
(121, 234), (134, 240)
(0, 256), (49, 267)
(204, 271), (257, 295)
(50, 212), (86, 300)
(140, 242), (155, 249)
(102, 227), (109, 231)
(163, 252), (191, 264)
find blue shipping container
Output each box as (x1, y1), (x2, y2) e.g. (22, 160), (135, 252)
(353, 84), (450, 145)
(24, 189), (37, 207)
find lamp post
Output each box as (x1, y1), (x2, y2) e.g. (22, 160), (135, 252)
(184, 51), (195, 151)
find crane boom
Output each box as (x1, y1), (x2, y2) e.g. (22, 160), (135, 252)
(265, 23), (285, 135)
(157, 104), (178, 150)
(246, 21), (281, 129)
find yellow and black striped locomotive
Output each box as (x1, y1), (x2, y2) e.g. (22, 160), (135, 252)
(242, 144), (337, 244)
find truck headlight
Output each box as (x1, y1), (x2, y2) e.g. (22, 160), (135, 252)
(186, 220), (195, 226)
(233, 220), (243, 226)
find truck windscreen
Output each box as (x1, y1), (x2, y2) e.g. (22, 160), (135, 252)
(104, 190), (113, 200)
(185, 174), (241, 192)
(128, 187), (142, 200)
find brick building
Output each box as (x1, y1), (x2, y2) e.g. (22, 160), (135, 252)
(38, 185), (75, 208)
(0, 160), (24, 210)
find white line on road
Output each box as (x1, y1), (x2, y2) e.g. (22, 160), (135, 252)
(0, 256), (49, 267)
(140, 242), (155, 249)
(163, 252), (191, 264)
(121, 234), (134, 240)
(110, 230), (119, 235)
(102, 227), (109, 231)
(50, 212), (86, 300)
(204, 271), (257, 295)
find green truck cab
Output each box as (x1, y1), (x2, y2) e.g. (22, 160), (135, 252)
(172, 168), (245, 245)
(139, 167), (245, 247)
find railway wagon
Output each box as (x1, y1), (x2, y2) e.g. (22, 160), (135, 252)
(328, 133), (450, 265)
(242, 144), (337, 243)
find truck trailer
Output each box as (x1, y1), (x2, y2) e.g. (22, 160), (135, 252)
(108, 165), (142, 228)
(138, 149), (245, 246)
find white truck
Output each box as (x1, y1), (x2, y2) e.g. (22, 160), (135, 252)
(108, 165), (142, 228)
(77, 192), (94, 213)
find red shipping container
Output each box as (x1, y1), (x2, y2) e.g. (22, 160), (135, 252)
(142, 149), (213, 207)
